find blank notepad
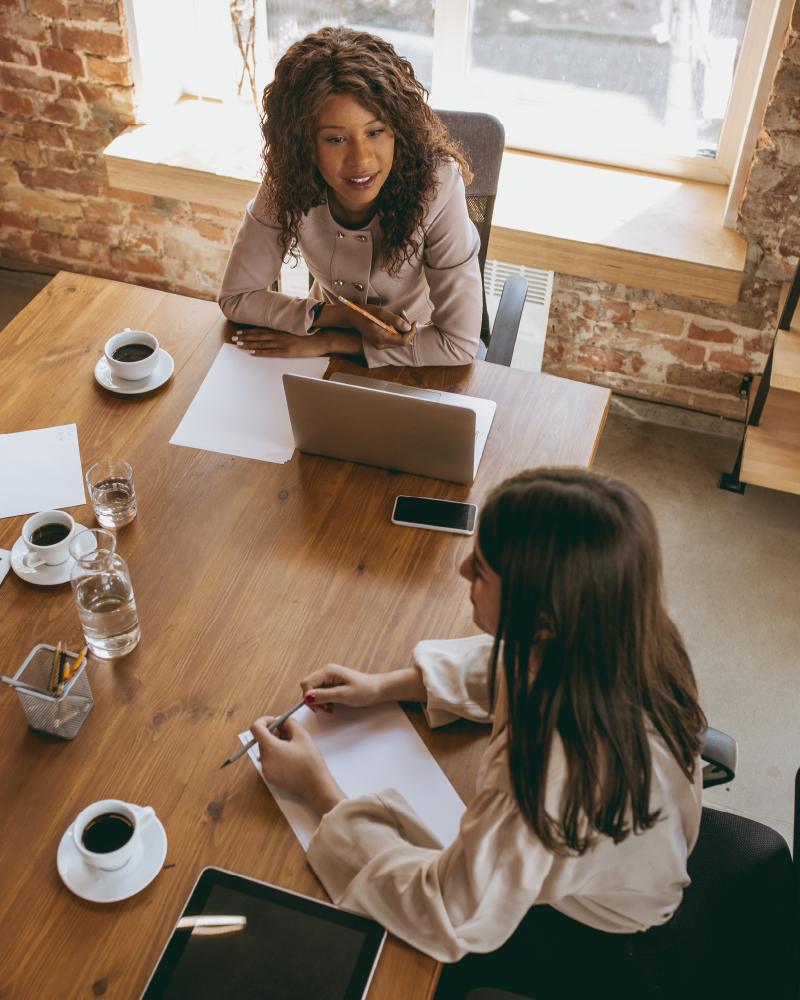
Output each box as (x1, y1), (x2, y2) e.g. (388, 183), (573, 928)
(240, 702), (467, 850)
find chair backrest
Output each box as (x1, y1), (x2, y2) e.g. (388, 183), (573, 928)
(663, 806), (793, 998)
(433, 110), (505, 341)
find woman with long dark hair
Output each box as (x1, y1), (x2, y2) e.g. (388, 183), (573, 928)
(251, 468), (707, 997)
(219, 27), (483, 367)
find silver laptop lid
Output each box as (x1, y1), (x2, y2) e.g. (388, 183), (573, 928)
(283, 374), (479, 484)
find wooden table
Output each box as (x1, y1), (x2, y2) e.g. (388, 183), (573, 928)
(0, 273), (610, 1000)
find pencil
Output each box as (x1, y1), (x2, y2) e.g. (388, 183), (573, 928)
(337, 295), (404, 337)
(48, 641), (61, 693)
(220, 697), (306, 769)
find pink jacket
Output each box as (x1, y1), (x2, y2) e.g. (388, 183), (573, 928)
(218, 159), (483, 368)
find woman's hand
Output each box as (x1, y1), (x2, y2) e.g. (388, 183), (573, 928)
(317, 303), (417, 352)
(301, 664), (382, 712)
(301, 664), (428, 712)
(232, 329), (332, 358)
(251, 715), (347, 816)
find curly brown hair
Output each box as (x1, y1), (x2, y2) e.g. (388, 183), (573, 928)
(259, 26), (472, 276)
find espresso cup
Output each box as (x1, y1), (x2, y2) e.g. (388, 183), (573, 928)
(70, 799), (155, 872)
(21, 510), (78, 569)
(104, 329), (160, 381)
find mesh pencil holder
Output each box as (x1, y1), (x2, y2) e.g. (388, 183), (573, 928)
(12, 644), (93, 740)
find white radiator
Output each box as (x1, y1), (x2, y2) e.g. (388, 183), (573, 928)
(484, 260), (554, 373)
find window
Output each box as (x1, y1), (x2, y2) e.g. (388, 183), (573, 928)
(126, 0), (788, 184)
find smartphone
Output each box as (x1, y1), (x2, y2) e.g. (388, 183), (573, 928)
(391, 495), (477, 535)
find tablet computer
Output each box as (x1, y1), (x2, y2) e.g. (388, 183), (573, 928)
(141, 867), (386, 1000)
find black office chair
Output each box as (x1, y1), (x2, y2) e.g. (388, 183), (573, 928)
(437, 731), (797, 1000)
(433, 110), (527, 367)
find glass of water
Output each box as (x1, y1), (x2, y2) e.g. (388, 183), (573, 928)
(69, 529), (140, 659)
(86, 459), (137, 528)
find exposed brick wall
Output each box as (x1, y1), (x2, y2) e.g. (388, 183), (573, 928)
(1, 0), (800, 412)
(0, 0), (237, 298)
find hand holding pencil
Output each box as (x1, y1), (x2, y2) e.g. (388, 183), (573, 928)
(337, 296), (417, 352)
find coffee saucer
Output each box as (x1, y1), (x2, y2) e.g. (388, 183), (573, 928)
(10, 529), (87, 586)
(57, 815), (168, 903)
(94, 349), (174, 395)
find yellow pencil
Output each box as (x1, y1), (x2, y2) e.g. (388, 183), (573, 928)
(337, 295), (403, 336)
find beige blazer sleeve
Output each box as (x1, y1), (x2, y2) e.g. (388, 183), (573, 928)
(412, 633), (495, 728)
(217, 191), (323, 335)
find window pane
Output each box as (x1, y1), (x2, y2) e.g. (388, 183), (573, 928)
(465, 0), (752, 161)
(264, 0), (435, 92)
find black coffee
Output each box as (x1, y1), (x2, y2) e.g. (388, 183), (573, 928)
(112, 343), (154, 363)
(81, 812), (134, 853)
(30, 522), (69, 546)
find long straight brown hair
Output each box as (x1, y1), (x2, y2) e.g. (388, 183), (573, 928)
(478, 468), (706, 855)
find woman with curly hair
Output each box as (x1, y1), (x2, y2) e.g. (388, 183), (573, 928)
(218, 26), (483, 367)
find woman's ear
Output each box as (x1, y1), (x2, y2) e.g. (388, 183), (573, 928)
(533, 616), (555, 643)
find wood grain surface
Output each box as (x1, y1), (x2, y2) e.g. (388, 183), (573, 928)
(0, 273), (610, 1000)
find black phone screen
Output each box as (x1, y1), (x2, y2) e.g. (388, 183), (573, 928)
(393, 496), (476, 531)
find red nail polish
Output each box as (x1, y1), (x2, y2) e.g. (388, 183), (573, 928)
(305, 693), (315, 704)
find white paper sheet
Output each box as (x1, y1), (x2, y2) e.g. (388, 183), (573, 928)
(0, 424), (86, 520)
(169, 345), (329, 463)
(240, 702), (467, 851)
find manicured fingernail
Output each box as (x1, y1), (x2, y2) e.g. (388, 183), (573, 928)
(305, 692), (315, 704)
(400, 322), (411, 332)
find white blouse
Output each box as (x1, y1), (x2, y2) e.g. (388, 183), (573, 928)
(306, 635), (703, 963)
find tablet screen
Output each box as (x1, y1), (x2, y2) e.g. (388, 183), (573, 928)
(142, 868), (386, 1000)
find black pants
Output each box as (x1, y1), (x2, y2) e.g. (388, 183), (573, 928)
(435, 904), (680, 1000)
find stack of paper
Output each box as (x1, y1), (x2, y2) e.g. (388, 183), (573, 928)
(240, 702), (467, 850)
(170, 345), (329, 464)
(0, 424), (85, 519)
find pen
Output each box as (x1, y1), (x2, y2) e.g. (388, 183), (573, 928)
(337, 295), (406, 337)
(220, 697), (307, 769)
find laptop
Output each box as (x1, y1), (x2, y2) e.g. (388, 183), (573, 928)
(282, 372), (497, 485)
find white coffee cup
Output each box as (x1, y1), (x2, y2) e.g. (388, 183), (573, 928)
(22, 510), (79, 569)
(104, 329), (160, 381)
(69, 799), (156, 872)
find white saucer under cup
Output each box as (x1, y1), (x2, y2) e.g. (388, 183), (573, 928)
(57, 804), (167, 903)
(94, 349), (174, 395)
(10, 525), (88, 586)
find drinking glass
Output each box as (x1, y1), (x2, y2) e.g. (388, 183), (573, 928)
(86, 459), (137, 528)
(69, 529), (140, 659)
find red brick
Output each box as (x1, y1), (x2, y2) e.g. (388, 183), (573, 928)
(666, 365), (742, 395)
(83, 199), (121, 223)
(109, 250), (165, 275)
(687, 322), (738, 344)
(185, 219), (230, 244)
(0, 38), (37, 66)
(57, 26), (127, 58)
(22, 121), (66, 146)
(29, 0), (69, 15)
(87, 56), (131, 85)
(0, 90), (35, 116)
(597, 299), (634, 324)
(109, 189), (154, 207)
(0, 65), (56, 93)
(41, 47), (85, 76)
(707, 351), (756, 374)
(31, 232), (90, 260)
(0, 208), (36, 231)
(58, 80), (82, 101)
(189, 201), (242, 220)
(70, 128), (111, 151)
(743, 332), (774, 354)
(30, 232), (57, 255)
(573, 347), (629, 374)
(46, 147), (80, 170)
(16, 164), (103, 195)
(68, 0), (121, 22)
(39, 99), (82, 125)
(0, 137), (39, 164)
(123, 232), (158, 252)
(658, 338), (706, 366)
(0, 12), (49, 43)
(76, 220), (109, 242)
(632, 309), (685, 337)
